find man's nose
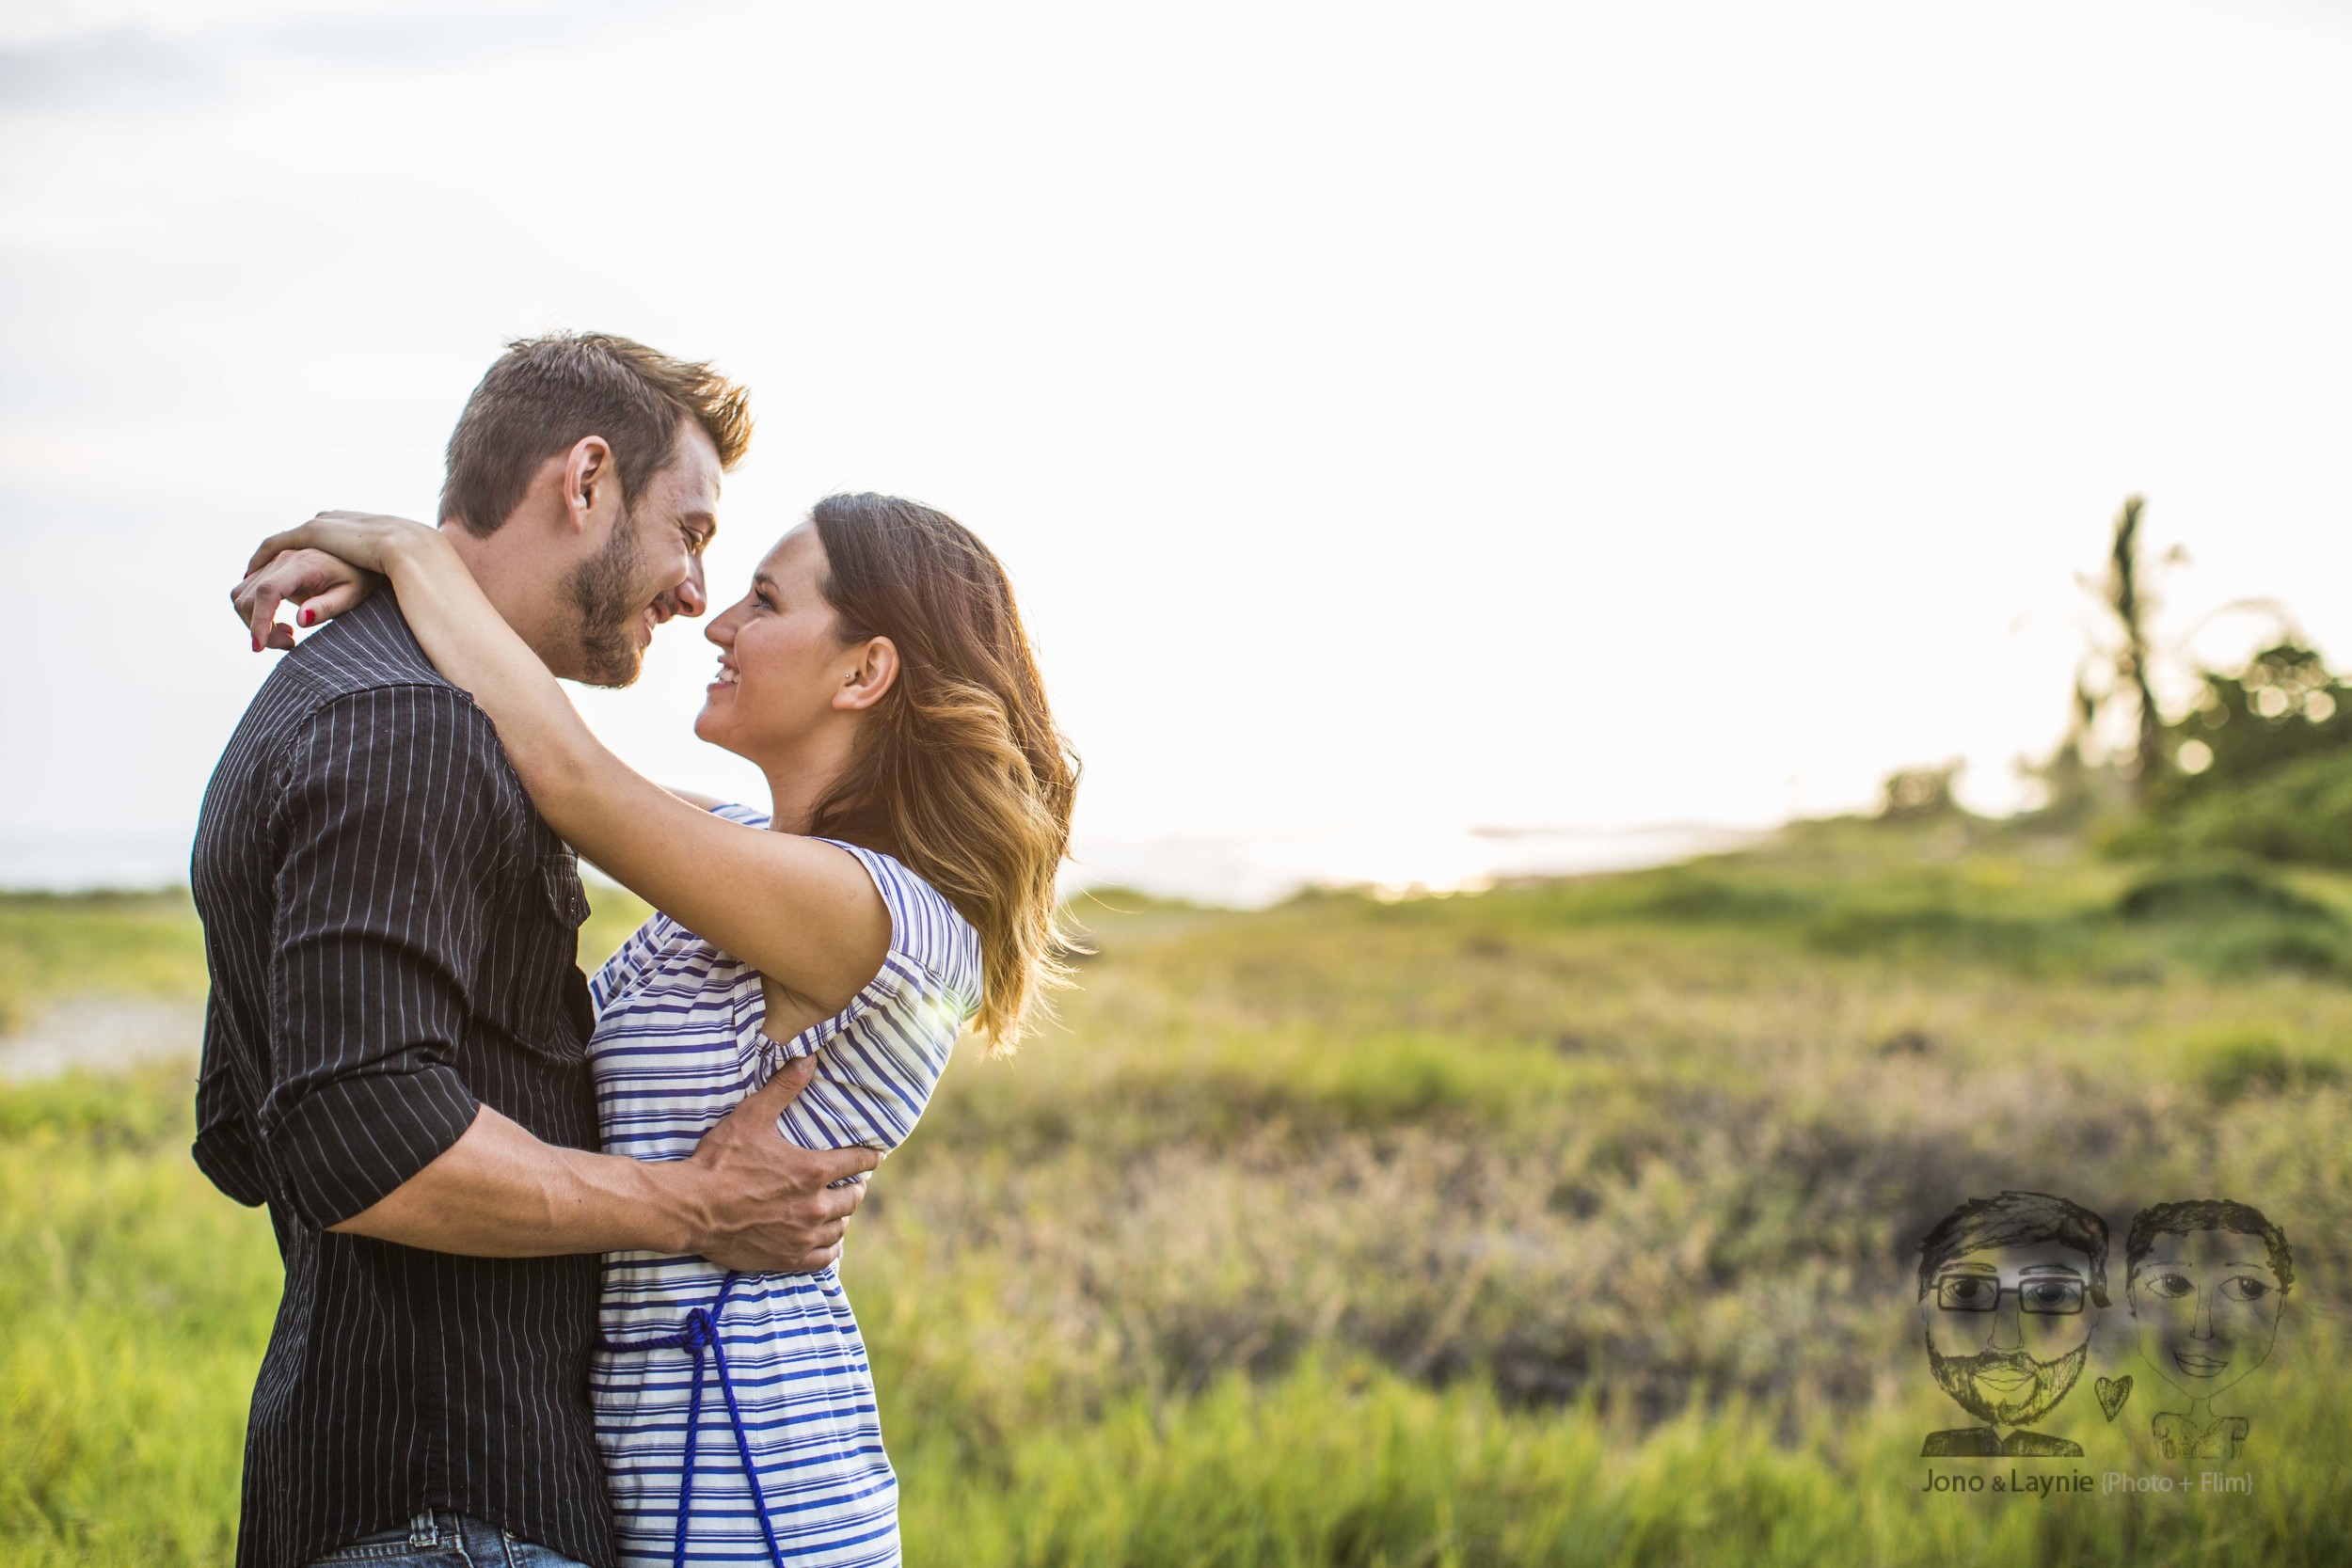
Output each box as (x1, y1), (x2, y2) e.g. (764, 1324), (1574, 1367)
(659, 561), (709, 622)
(1989, 1294), (2026, 1351)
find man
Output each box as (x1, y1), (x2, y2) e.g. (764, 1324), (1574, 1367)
(1914, 1189), (2108, 1458)
(193, 333), (875, 1568)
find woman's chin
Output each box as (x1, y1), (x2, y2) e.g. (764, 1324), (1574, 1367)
(691, 707), (754, 761)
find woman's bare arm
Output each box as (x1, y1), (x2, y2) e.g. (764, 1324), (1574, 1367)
(236, 514), (892, 1013)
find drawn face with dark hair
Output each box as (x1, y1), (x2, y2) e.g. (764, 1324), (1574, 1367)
(2130, 1228), (2285, 1400)
(1920, 1239), (2096, 1430)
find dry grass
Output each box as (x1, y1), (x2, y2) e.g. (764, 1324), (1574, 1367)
(6, 819), (2350, 1564)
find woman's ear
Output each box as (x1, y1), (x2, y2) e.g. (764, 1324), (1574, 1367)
(835, 637), (899, 712)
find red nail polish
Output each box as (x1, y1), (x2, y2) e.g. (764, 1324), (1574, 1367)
(301, 609), (315, 626)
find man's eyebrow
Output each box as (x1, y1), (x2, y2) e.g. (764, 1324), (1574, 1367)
(1937, 1262), (1998, 1275)
(2018, 1264), (2084, 1276)
(680, 509), (717, 542)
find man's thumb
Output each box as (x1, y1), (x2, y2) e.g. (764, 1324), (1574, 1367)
(746, 1053), (818, 1112)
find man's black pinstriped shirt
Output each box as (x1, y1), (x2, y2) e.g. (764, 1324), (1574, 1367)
(191, 593), (612, 1568)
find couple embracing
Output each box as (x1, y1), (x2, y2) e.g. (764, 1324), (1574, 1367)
(192, 332), (1077, 1568)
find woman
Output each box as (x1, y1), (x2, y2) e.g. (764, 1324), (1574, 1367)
(238, 493), (1077, 1568)
(2125, 1198), (2294, 1463)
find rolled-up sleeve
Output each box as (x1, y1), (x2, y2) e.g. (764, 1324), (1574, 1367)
(193, 999), (273, 1208)
(259, 685), (511, 1229)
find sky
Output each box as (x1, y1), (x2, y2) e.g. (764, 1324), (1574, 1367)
(3, 0), (2350, 895)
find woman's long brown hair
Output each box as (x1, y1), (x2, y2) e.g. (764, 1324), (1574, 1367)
(803, 493), (1079, 1050)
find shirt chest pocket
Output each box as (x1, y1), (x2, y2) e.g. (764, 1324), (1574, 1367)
(480, 850), (597, 1061)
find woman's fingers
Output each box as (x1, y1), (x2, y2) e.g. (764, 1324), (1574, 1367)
(244, 511), (426, 580)
(244, 525), (317, 577)
(297, 578), (371, 627)
(231, 546), (377, 651)
(234, 553), (296, 652)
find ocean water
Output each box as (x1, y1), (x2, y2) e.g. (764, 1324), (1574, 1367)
(1061, 823), (1764, 908)
(0, 832), (202, 894)
(0, 823), (1762, 911)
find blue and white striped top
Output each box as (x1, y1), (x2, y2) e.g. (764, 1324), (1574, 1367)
(584, 804), (980, 1568)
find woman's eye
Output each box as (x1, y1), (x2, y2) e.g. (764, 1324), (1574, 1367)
(2150, 1273), (2194, 1299)
(2219, 1276), (2270, 1302)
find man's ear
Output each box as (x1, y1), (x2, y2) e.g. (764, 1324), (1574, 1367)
(834, 637), (900, 712)
(562, 436), (618, 534)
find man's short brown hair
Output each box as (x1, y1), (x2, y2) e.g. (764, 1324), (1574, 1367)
(1917, 1190), (2111, 1308)
(439, 331), (753, 537)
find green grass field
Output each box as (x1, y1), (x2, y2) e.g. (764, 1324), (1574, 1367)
(4, 819), (2347, 1565)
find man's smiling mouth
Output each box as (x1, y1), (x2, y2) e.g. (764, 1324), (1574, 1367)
(2172, 1351), (2231, 1377)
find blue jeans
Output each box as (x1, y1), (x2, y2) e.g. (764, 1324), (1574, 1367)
(304, 1511), (589, 1567)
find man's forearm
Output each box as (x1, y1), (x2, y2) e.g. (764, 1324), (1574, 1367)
(324, 1060), (877, 1273)
(328, 1104), (700, 1257)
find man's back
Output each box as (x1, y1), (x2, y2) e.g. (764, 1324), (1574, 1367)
(192, 592), (612, 1568)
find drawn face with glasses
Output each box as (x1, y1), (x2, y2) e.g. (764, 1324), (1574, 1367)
(1919, 1242), (2098, 1430)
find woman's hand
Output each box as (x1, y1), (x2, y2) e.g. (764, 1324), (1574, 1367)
(230, 512), (443, 650)
(243, 510), (443, 577)
(232, 547), (379, 651)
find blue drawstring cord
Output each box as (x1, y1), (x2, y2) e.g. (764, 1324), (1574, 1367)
(600, 1273), (787, 1568)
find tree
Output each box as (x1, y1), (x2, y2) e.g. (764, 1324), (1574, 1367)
(1880, 761), (1963, 821)
(2037, 495), (2184, 811)
(2106, 496), (2165, 795)
(2147, 641), (2352, 809)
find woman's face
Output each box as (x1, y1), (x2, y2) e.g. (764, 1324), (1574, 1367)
(695, 524), (861, 759)
(2129, 1227), (2285, 1400)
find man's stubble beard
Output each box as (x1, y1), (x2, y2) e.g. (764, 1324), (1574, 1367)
(564, 510), (652, 689)
(1927, 1338), (2090, 1430)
